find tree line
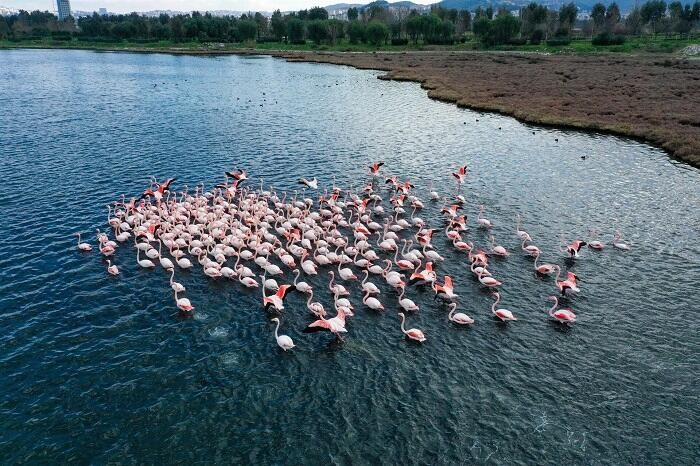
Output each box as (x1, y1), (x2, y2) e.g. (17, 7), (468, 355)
(1, 2), (698, 46)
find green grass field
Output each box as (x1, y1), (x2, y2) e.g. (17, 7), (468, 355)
(1, 35), (697, 55)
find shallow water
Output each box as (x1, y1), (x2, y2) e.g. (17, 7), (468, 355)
(1, 49), (699, 464)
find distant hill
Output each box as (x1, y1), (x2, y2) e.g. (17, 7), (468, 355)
(322, 0), (648, 14)
(434, 0), (643, 13)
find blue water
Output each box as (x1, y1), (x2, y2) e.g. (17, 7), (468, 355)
(1, 49), (699, 464)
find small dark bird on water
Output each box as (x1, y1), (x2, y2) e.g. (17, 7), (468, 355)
(581, 155), (587, 160)
(555, 138), (559, 142)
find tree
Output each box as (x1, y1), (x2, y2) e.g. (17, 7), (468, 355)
(347, 20), (365, 43)
(605, 3), (621, 29)
(307, 19), (327, 44)
(270, 10), (285, 40)
(254, 12), (267, 38)
(237, 20), (257, 41)
(591, 3), (606, 31)
(472, 17), (492, 43)
(457, 10), (471, 35)
(365, 21), (389, 46)
(640, 0), (667, 33)
(347, 7), (358, 21)
(287, 18), (304, 43)
(520, 3), (548, 38)
(492, 14), (520, 44)
(308, 6), (329, 21)
(558, 2), (577, 34)
(406, 14), (421, 43)
(0, 16), (10, 39)
(327, 19), (344, 44)
(626, 8), (644, 35)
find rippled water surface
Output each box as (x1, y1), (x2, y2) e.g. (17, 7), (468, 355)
(1, 49), (699, 464)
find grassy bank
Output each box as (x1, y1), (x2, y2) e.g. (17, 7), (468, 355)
(1, 35), (698, 55)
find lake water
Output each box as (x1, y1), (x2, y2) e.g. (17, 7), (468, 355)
(1, 49), (699, 464)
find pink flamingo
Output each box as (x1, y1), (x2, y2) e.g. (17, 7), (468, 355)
(489, 235), (508, 256)
(491, 292), (516, 321)
(363, 289), (384, 311)
(448, 303), (474, 325)
(521, 239), (540, 257)
(174, 289), (194, 312)
(303, 308), (348, 339)
(106, 260), (119, 275)
(555, 268), (580, 295)
(534, 253), (558, 275)
(75, 233), (92, 251)
(398, 312), (426, 342)
(546, 296), (577, 323)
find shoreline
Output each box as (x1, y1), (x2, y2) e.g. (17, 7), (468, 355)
(5, 44), (699, 168)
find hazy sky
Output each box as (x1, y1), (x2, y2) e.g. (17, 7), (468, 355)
(4, 0), (431, 14)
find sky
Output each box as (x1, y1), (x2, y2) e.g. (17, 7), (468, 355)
(3, 0), (432, 14)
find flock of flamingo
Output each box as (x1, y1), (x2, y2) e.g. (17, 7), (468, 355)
(75, 163), (631, 351)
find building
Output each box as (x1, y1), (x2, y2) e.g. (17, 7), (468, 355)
(56, 0), (71, 20)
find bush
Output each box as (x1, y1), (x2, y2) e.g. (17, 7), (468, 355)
(365, 21), (389, 46)
(256, 36), (278, 43)
(347, 21), (365, 44)
(530, 29), (544, 44)
(507, 37), (527, 45)
(289, 39), (306, 45)
(546, 37), (571, 46)
(591, 31), (626, 45)
(425, 37), (455, 45)
(50, 31), (72, 40)
(391, 38), (408, 46)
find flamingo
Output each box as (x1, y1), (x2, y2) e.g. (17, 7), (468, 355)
(239, 275), (259, 288)
(448, 303), (474, 325)
(305, 289), (326, 317)
(361, 270), (380, 295)
(555, 268), (580, 295)
(477, 205), (492, 228)
(546, 296), (577, 323)
(271, 317), (295, 351)
(409, 261), (436, 284)
(433, 275), (459, 301)
(476, 268), (502, 288)
(489, 235), (509, 256)
(398, 285), (419, 312)
(157, 240), (174, 269)
(328, 271), (349, 296)
(338, 261), (358, 281)
(362, 289), (384, 311)
(515, 214), (532, 241)
(521, 239), (541, 257)
(136, 248), (155, 268)
(587, 229), (605, 250)
(169, 268), (185, 292)
(174, 289), (194, 312)
(613, 231), (631, 250)
(398, 312), (426, 342)
(303, 308), (348, 339)
(299, 177), (318, 189)
(562, 239), (586, 258)
(106, 260), (119, 276)
(491, 292), (516, 321)
(75, 233), (92, 251)
(292, 269), (313, 293)
(262, 281), (292, 311)
(534, 253), (558, 275)
(369, 162), (384, 176)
